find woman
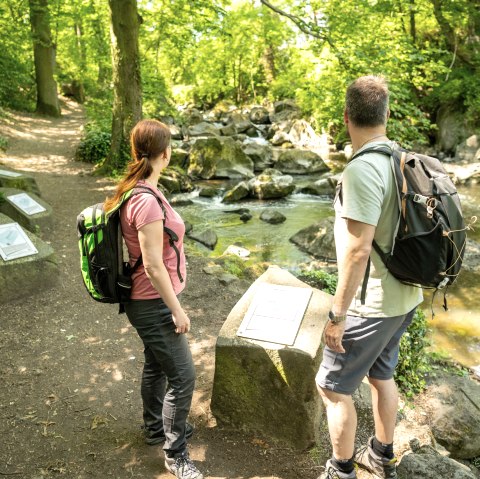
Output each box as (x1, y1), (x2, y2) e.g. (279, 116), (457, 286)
(104, 119), (202, 479)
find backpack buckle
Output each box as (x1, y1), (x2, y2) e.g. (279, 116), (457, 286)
(437, 277), (449, 289)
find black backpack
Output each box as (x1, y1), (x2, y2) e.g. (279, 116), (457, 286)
(342, 144), (467, 307)
(77, 186), (183, 312)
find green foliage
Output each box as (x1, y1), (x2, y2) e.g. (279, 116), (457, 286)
(76, 128), (111, 164)
(395, 309), (432, 397)
(296, 269), (338, 296)
(0, 135), (8, 152)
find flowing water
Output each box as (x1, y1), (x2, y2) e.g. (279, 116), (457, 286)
(176, 181), (480, 368)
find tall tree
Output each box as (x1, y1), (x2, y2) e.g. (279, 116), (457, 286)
(28, 0), (61, 116)
(101, 0), (142, 173)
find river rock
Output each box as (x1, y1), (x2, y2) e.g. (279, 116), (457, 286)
(158, 167), (193, 193)
(240, 212), (252, 222)
(273, 148), (329, 175)
(397, 450), (476, 479)
(455, 135), (480, 163)
(187, 228), (218, 250)
(248, 169), (295, 199)
(290, 217), (336, 260)
(187, 121), (220, 138)
(249, 106), (270, 124)
(222, 181), (250, 203)
(298, 176), (338, 196)
(198, 186), (222, 198)
(220, 123), (237, 136)
(444, 162), (480, 185)
(218, 273), (238, 285)
(188, 137), (254, 180)
(436, 106), (468, 154)
(223, 245), (250, 258)
(242, 142), (274, 171)
(463, 239), (480, 273)
(422, 373), (480, 459)
(260, 209), (286, 224)
(170, 148), (189, 169)
(182, 108), (203, 125)
(167, 124), (182, 140)
(225, 112), (252, 134)
(269, 100), (301, 123)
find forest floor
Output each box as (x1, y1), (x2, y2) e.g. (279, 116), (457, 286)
(0, 99), (329, 479)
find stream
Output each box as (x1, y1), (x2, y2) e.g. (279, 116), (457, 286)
(176, 182), (480, 369)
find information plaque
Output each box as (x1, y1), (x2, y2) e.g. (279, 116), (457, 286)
(237, 283), (312, 346)
(0, 169), (22, 177)
(7, 192), (46, 215)
(0, 223), (38, 261)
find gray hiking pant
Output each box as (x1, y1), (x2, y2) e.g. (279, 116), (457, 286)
(125, 298), (195, 455)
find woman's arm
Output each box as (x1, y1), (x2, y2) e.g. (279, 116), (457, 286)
(138, 220), (190, 333)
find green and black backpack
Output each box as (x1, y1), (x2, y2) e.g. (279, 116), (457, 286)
(77, 186), (182, 312)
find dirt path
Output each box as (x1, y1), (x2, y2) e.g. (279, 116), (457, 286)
(0, 100), (319, 479)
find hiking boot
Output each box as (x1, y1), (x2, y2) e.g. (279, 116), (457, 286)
(355, 437), (397, 479)
(165, 451), (203, 479)
(144, 422), (194, 446)
(318, 460), (357, 479)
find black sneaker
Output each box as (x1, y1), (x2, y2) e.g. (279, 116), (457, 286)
(318, 460), (357, 479)
(165, 451), (203, 479)
(144, 422), (195, 446)
(355, 437), (397, 479)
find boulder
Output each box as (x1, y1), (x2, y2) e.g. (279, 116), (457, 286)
(225, 112), (252, 133)
(187, 228), (218, 250)
(170, 148), (189, 169)
(211, 265), (332, 450)
(0, 167), (41, 197)
(0, 213), (59, 303)
(0, 188), (53, 234)
(222, 181), (250, 203)
(455, 135), (480, 163)
(249, 106), (270, 124)
(290, 217), (336, 260)
(269, 100), (301, 123)
(168, 124), (183, 140)
(220, 123), (237, 137)
(273, 148), (330, 175)
(249, 169), (295, 199)
(436, 105), (469, 154)
(182, 108), (203, 125)
(298, 176), (338, 196)
(260, 209), (286, 225)
(269, 119), (330, 150)
(158, 167), (194, 194)
(463, 239), (480, 273)
(218, 273), (238, 286)
(198, 186), (222, 198)
(187, 121), (220, 138)
(242, 142), (274, 171)
(445, 162), (480, 185)
(398, 450), (476, 479)
(423, 374), (480, 459)
(188, 137), (254, 180)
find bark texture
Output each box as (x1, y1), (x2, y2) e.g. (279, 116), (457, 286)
(28, 0), (61, 117)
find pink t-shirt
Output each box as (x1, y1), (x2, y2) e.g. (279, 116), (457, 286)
(120, 181), (187, 299)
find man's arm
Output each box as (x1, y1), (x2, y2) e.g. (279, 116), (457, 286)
(324, 218), (376, 352)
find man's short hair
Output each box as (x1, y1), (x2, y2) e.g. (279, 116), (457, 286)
(346, 76), (389, 127)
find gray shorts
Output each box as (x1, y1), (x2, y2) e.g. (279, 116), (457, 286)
(316, 309), (416, 395)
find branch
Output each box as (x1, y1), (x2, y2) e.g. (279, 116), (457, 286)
(260, 0), (350, 70)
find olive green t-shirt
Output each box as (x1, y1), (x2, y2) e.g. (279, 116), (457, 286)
(334, 141), (423, 317)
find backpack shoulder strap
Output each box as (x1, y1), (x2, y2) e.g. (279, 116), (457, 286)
(130, 185), (167, 218)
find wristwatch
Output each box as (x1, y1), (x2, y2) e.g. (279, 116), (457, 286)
(328, 310), (347, 324)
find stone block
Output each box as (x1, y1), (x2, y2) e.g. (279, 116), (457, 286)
(0, 167), (41, 196)
(211, 265), (332, 449)
(0, 188), (53, 234)
(0, 213), (58, 304)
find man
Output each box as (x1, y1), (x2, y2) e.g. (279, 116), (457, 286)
(316, 76), (423, 479)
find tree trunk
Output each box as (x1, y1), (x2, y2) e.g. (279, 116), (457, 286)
(101, 0), (142, 174)
(28, 0), (61, 117)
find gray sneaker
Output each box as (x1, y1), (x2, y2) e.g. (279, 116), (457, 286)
(318, 460), (357, 479)
(355, 437), (397, 479)
(165, 452), (203, 479)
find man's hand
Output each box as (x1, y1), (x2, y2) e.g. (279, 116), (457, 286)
(324, 320), (346, 353)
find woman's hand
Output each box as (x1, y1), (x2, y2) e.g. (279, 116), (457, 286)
(172, 308), (190, 334)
